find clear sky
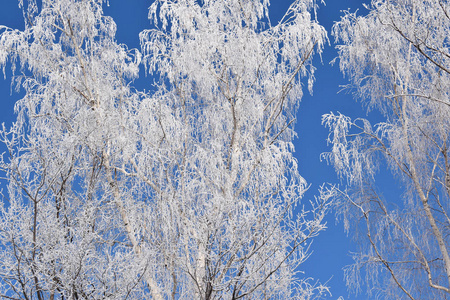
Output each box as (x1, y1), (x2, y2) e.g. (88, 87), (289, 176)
(0, 1), (374, 299)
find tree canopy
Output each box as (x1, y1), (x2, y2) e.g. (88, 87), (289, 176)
(324, 0), (450, 298)
(0, 0), (329, 299)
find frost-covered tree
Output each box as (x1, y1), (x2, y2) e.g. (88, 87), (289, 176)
(323, 0), (450, 299)
(0, 0), (329, 299)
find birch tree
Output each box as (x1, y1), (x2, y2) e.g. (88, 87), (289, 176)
(0, 0), (329, 299)
(323, 0), (450, 298)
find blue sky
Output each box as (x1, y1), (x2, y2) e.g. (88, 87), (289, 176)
(0, 1), (374, 299)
